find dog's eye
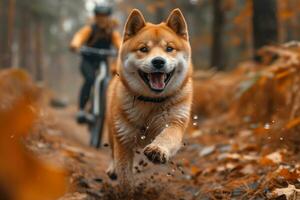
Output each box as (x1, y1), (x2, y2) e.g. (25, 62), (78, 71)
(139, 47), (149, 53)
(166, 46), (174, 52)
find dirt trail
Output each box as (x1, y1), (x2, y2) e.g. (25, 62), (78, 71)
(27, 89), (300, 200)
(28, 104), (200, 200)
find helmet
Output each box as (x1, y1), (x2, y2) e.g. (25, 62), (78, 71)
(94, 5), (112, 16)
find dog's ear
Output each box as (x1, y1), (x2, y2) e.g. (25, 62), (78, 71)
(123, 9), (146, 41)
(166, 8), (188, 40)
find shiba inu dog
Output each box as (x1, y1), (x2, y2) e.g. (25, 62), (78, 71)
(106, 8), (193, 188)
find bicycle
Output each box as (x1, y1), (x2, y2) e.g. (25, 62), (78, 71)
(79, 46), (117, 148)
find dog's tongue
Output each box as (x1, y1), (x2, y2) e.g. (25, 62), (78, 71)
(148, 73), (166, 90)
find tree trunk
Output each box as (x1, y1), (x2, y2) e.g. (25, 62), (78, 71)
(0, 0), (3, 67)
(210, 0), (225, 70)
(34, 19), (43, 81)
(252, 0), (278, 54)
(2, 0), (16, 68)
(19, 9), (31, 71)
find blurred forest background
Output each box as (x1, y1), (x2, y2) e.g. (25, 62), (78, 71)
(0, 0), (299, 103)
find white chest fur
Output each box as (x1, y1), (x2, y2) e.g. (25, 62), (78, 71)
(114, 91), (191, 147)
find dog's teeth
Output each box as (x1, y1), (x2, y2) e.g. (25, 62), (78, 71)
(147, 74), (151, 80)
(163, 73), (167, 80)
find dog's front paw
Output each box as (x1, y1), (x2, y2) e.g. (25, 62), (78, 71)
(144, 145), (169, 164)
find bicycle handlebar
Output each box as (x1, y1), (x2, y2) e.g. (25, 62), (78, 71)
(80, 46), (117, 57)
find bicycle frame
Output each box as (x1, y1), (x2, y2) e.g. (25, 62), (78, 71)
(93, 60), (108, 116)
(79, 46), (116, 148)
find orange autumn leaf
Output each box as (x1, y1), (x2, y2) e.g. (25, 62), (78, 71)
(279, 10), (294, 20)
(285, 117), (300, 129)
(259, 157), (276, 166)
(258, 76), (268, 87)
(275, 69), (293, 80)
(259, 152), (282, 166)
(190, 166), (201, 175)
(277, 168), (300, 181)
(253, 127), (269, 135)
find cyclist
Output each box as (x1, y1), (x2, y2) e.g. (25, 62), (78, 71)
(70, 4), (121, 123)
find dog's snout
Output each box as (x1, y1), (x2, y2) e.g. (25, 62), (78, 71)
(151, 57), (166, 69)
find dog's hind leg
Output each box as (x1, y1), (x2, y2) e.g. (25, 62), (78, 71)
(114, 140), (134, 198)
(106, 161), (117, 180)
(106, 131), (117, 180)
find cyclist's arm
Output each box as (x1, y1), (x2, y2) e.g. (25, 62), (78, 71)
(110, 31), (121, 75)
(70, 26), (92, 52)
(112, 31), (122, 50)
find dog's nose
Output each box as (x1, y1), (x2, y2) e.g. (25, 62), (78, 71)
(151, 57), (166, 69)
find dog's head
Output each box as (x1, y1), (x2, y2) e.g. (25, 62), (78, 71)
(119, 8), (192, 97)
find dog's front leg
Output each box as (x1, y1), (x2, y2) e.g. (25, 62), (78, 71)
(114, 140), (134, 197)
(144, 126), (184, 164)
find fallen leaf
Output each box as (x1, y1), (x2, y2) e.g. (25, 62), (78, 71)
(0, 69), (67, 200)
(190, 166), (201, 175)
(268, 184), (300, 200)
(191, 130), (203, 137)
(239, 129), (252, 137)
(277, 166), (300, 181)
(240, 164), (255, 175)
(266, 152), (282, 164)
(286, 117), (300, 130)
(260, 151), (282, 165)
(199, 145), (215, 157)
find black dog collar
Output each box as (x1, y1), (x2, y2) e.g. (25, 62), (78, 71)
(137, 95), (169, 103)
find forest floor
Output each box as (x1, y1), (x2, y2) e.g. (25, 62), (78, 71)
(1, 43), (300, 200)
(26, 97), (299, 200)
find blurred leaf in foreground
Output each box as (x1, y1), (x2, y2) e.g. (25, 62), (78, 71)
(0, 69), (67, 200)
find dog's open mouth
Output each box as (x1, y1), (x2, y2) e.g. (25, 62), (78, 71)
(138, 69), (175, 92)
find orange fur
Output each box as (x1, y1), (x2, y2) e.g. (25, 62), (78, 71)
(105, 9), (193, 193)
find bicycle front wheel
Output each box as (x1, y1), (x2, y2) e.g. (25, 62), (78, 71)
(90, 116), (104, 148)
(89, 77), (109, 148)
